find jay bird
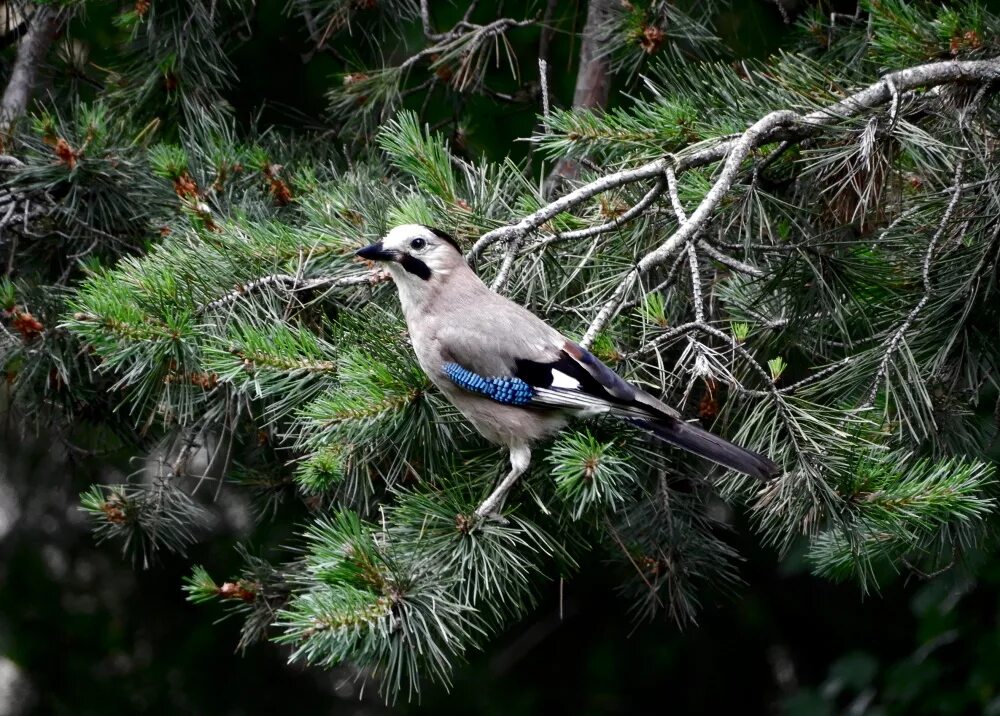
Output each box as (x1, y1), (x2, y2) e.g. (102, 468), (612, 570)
(356, 224), (779, 520)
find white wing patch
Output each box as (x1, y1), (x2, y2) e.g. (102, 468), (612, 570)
(549, 369), (581, 390)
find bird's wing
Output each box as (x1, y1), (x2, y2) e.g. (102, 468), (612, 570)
(513, 339), (681, 419)
(437, 313), (677, 418)
(438, 324), (779, 479)
(430, 284), (676, 415)
(518, 342), (778, 479)
(433, 304), (566, 377)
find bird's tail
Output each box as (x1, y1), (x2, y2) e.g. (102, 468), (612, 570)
(628, 417), (779, 481)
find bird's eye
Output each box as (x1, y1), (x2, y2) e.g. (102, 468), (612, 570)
(409, 237), (427, 250)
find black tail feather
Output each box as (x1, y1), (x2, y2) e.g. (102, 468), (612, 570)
(630, 418), (780, 481)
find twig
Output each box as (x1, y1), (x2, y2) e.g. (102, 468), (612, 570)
(581, 110), (801, 347)
(696, 240), (765, 278)
(471, 57), (1000, 265)
(665, 171), (707, 323)
(618, 251), (687, 313)
(533, 177), (666, 250)
(419, 0), (445, 41)
(626, 321), (702, 359)
(695, 322), (783, 402)
(863, 161), (965, 406)
(196, 271), (389, 315)
(884, 76), (901, 135)
(400, 16), (534, 74)
(489, 235), (524, 292)
(538, 58), (551, 127)
(665, 165), (687, 223)
(604, 516), (663, 608)
(752, 140), (792, 184)
(665, 168), (765, 277)
(778, 356), (858, 395)
(470, 158), (672, 258)
(686, 243), (705, 322)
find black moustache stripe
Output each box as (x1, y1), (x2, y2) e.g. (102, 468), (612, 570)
(400, 253), (431, 280)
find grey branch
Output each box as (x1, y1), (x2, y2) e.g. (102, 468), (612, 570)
(863, 161), (965, 406)
(686, 243), (705, 323)
(419, 0), (444, 40)
(696, 240), (765, 278)
(400, 15), (535, 80)
(627, 320), (783, 405)
(581, 110), (800, 346)
(665, 165), (707, 323)
(527, 176), (666, 251)
(471, 57), (1000, 267)
(0, 5), (62, 133)
(666, 166), (764, 278)
(197, 271), (389, 315)
(469, 158), (672, 258)
(664, 165), (687, 223)
(489, 235), (525, 292)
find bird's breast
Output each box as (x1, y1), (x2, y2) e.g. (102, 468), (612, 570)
(446, 388), (567, 446)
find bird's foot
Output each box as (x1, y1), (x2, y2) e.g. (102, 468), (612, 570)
(472, 444), (529, 528)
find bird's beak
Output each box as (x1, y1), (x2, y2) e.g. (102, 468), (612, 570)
(355, 241), (397, 263)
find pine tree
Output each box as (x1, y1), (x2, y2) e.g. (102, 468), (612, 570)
(2, 0), (999, 700)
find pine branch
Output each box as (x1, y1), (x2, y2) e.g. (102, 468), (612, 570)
(196, 271), (389, 315)
(471, 56), (1000, 262)
(863, 160), (966, 405)
(578, 58), (1000, 345)
(582, 109), (799, 345)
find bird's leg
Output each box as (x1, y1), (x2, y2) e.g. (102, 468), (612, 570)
(474, 442), (531, 522)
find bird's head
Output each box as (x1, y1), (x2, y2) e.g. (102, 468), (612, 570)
(355, 224), (465, 292)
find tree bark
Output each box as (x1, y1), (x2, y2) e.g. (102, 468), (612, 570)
(570, 0), (612, 109)
(545, 0), (613, 193)
(0, 5), (61, 135)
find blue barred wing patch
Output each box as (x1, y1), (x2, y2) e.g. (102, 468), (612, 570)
(442, 362), (535, 406)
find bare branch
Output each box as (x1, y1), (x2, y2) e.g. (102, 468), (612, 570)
(686, 243), (705, 323)
(470, 158), (671, 258)
(419, 0), (444, 41)
(618, 250), (687, 314)
(696, 240), (765, 278)
(581, 110), (799, 346)
(538, 58), (551, 127)
(664, 165), (687, 223)
(489, 235), (524, 292)
(665, 167), (764, 277)
(526, 176), (666, 252)
(627, 321), (703, 359)
(863, 161), (965, 406)
(471, 57), (1000, 264)
(196, 271), (389, 315)
(400, 15), (534, 76)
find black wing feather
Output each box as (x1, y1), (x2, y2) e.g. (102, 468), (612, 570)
(512, 341), (779, 481)
(514, 341), (636, 404)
